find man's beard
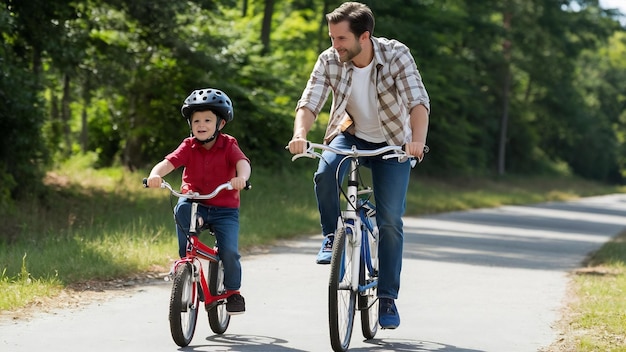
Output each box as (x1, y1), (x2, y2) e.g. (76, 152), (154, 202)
(338, 43), (362, 63)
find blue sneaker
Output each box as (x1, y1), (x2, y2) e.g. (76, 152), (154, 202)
(379, 298), (400, 329)
(316, 234), (334, 264)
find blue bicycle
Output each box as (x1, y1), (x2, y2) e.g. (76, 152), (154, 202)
(292, 142), (419, 351)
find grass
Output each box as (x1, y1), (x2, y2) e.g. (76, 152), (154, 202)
(1, 157), (625, 350)
(547, 232), (626, 351)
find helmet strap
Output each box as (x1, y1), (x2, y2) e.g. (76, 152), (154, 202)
(195, 132), (219, 144)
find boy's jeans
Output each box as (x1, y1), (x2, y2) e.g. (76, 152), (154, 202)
(174, 199), (242, 291)
(314, 132), (411, 299)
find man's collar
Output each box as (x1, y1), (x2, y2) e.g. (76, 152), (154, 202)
(370, 36), (384, 69)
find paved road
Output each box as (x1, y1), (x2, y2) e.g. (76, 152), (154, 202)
(2, 194), (626, 352)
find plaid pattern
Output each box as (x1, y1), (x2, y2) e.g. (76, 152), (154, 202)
(296, 36), (430, 145)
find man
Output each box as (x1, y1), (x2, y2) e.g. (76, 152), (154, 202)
(287, 1), (430, 329)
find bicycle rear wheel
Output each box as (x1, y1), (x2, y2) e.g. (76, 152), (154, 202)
(207, 260), (230, 334)
(360, 220), (379, 339)
(328, 226), (356, 352)
(169, 263), (199, 347)
(359, 257), (379, 339)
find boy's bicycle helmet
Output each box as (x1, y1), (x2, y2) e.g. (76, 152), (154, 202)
(181, 88), (234, 122)
(181, 88), (234, 144)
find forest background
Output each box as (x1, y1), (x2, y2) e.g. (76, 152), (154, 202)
(1, 0), (626, 214)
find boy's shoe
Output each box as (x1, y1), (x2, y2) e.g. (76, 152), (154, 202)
(378, 298), (400, 329)
(316, 234), (334, 264)
(226, 293), (246, 315)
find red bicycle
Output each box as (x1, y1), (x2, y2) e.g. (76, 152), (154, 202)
(144, 178), (249, 347)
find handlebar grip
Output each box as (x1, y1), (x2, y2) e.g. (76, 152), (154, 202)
(401, 144), (430, 154)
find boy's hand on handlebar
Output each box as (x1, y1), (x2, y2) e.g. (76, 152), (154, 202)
(288, 137), (308, 155)
(230, 176), (249, 191)
(146, 175), (163, 188)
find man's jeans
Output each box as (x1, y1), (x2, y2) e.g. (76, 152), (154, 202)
(314, 132), (411, 299)
(174, 199), (242, 291)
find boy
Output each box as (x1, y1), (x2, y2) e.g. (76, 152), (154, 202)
(146, 87), (251, 314)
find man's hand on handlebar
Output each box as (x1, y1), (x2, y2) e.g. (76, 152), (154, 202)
(405, 141), (426, 160)
(288, 136), (308, 155)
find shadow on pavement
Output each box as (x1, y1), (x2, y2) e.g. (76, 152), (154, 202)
(353, 338), (485, 351)
(180, 334), (484, 352)
(179, 334), (308, 351)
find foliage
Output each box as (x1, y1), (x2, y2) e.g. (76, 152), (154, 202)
(0, 4), (49, 201)
(1, 0), (626, 201)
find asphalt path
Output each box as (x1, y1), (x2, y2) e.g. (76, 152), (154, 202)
(2, 194), (626, 352)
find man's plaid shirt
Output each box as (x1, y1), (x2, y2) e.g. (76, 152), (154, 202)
(296, 36), (430, 145)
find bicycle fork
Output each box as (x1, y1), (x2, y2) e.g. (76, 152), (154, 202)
(339, 157), (364, 293)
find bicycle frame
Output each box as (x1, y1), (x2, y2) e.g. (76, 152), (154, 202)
(158, 181), (241, 306)
(173, 230), (236, 309)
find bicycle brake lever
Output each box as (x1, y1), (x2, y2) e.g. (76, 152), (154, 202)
(382, 153), (406, 161)
(291, 153), (315, 161)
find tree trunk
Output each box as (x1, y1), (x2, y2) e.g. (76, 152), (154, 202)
(497, 10), (512, 176)
(260, 0), (275, 55)
(318, 0), (330, 53)
(62, 73), (72, 156)
(80, 77), (91, 153)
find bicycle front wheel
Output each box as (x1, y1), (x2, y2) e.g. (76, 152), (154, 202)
(169, 263), (199, 347)
(207, 260), (230, 334)
(328, 227), (356, 352)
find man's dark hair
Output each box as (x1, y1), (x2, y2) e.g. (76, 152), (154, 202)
(325, 2), (375, 37)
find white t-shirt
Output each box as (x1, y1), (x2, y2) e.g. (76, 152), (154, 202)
(346, 60), (386, 143)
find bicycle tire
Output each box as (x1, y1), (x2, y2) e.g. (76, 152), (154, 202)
(360, 218), (379, 339)
(359, 256), (379, 339)
(328, 226), (356, 352)
(169, 263), (199, 347)
(207, 260), (230, 334)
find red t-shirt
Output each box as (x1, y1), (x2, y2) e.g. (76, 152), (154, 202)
(165, 134), (249, 208)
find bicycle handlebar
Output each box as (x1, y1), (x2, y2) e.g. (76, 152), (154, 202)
(142, 178), (250, 199)
(290, 141), (428, 165)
